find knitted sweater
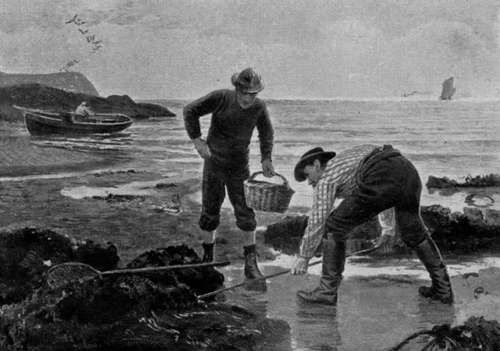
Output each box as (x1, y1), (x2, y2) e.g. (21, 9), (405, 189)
(183, 89), (274, 168)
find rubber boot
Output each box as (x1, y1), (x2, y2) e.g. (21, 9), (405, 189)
(243, 244), (267, 292)
(414, 238), (454, 304)
(202, 242), (214, 263)
(296, 239), (345, 305)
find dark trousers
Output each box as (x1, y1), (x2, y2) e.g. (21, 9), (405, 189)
(325, 146), (429, 248)
(199, 159), (256, 232)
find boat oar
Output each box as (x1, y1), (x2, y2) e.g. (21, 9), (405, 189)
(46, 261), (231, 290)
(198, 244), (381, 300)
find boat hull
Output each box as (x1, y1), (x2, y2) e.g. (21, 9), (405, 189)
(23, 111), (133, 136)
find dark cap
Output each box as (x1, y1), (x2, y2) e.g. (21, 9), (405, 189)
(231, 67), (264, 93)
(294, 147), (336, 182)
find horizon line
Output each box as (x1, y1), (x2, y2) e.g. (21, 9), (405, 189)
(138, 96), (500, 103)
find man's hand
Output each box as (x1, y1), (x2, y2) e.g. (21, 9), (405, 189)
(371, 234), (392, 249)
(290, 256), (310, 275)
(261, 159), (275, 177)
(192, 138), (211, 159)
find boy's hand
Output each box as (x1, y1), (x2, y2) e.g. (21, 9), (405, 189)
(192, 138), (211, 159)
(261, 159), (275, 177)
(290, 256), (309, 275)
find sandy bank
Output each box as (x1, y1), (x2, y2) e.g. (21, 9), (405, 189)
(0, 136), (124, 177)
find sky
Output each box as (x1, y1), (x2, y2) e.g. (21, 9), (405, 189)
(0, 0), (499, 99)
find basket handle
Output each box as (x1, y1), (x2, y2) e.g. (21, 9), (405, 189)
(248, 171), (291, 187)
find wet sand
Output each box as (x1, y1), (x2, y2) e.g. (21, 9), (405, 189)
(0, 136), (122, 177)
(0, 166), (284, 265)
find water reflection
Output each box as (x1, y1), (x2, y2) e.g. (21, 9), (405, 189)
(222, 266), (343, 351)
(223, 289), (293, 351)
(416, 298), (456, 328)
(295, 303), (340, 351)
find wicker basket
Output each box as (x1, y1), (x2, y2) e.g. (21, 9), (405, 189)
(244, 172), (295, 213)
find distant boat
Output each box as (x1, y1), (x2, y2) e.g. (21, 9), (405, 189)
(440, 77), (456, 100)
(401, 90), (418, 98)
(15, 106), (133, 136)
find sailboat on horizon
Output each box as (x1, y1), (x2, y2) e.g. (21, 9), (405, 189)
(439, 76), (456, 100)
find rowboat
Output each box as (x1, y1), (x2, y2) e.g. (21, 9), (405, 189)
(15, 106), (133, 136)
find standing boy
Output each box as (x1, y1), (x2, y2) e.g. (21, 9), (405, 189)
(183, 68), (275, 284)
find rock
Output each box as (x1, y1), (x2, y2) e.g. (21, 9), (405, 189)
(394, 316), (500, 350)
(421, 205), (451, 229)
(484, 209), (500, 226)
(155, 182), (177, 189)
(0, 227), (119, 305)
(0, 83), (175, 121)
(126, 245), (224, 298)
(0, 242), (289, 351)
(426, 175), (458, 188)
(263, 215), (308, 255)
(74, 240), (119, 270)
(0, 70), (98, 95)
(106, 94), (136, 105)
(421, 205), (500, 254)
(92, 194), (146, 202)
(426, 174), (500, 188)
(264, 205), (500, 256)
(463, 207), (484, 223)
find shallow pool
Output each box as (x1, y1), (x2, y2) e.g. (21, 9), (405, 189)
(217, 255), (500, 350)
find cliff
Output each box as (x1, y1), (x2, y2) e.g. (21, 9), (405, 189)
(0, 84), (175, 120)
(0, 71), (99, 96)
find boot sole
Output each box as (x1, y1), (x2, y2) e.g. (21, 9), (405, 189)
(296, 292), (337, 305)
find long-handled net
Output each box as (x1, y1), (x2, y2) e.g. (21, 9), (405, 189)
(46, 261), (230, 289)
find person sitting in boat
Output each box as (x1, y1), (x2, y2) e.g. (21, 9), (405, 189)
(74, 101), (95, 118)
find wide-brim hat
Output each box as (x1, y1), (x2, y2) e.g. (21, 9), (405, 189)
(294, 147), (336, 182)
(231, 67), (264, 93)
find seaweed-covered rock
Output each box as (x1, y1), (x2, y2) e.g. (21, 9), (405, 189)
(421, 205), (500, 254)
(463, 207), (484, 223)
(126, 245), (225, 297)
(426, 176), (460, 188)
(485, 209), (500, 226)
(74, 240), (119, 271)
(394, 316), (500, 350)
(0, 227), (119, 305)
(264, 206), (500, 256)
(0, 250), (289, 351)
(263, 215), (307, 255)
(426, 174), (500, 188)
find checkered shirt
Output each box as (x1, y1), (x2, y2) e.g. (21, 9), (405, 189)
(299, 144), (396, 258)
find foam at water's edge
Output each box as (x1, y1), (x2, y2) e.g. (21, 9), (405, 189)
(0, 168), (116, 182)
(256, 254), (500, 280)
(60, 181), (162, 199)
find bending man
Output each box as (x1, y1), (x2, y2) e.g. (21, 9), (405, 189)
(290, 144), (453, 305)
